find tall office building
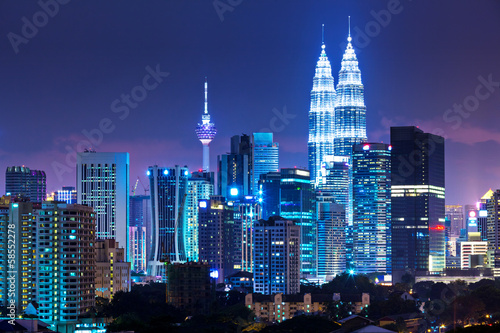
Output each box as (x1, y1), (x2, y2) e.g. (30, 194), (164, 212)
(259, 171), (281, 219)
(253, 217), (300, 295)
(259, 168), (315, 277)
(218, 134), (251, 199)
(77, 151), (129, 260)
(147, 165), (189, 280)
(391, 127), (445, 281)
(36, 202), (96, 325)
(477, 190), (492, 241)
(5, 166), (46, 203)
(185, 171), (214, 262)
(445, 205), (464, 239)
(129, 194), (151, 272)
(54, 186), (77, 204)
(0, 200), (36, 312)
(251, 133), (279, 195)
(195, 78), (217, 172)
(308, 30), (335, 186)
(486, 190), (500, 276)
(352, 143), (391, 274)
(333, 30), (367, 157)
(198, 196), (237, 283)
(316, 200), (346, 282)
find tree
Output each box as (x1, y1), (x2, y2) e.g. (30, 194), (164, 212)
(325, 301), (352, 321)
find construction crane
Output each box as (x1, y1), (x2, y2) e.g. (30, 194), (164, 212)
(131, 176), (150, 195)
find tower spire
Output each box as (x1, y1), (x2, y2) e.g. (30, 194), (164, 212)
(204, 77), (208, 114)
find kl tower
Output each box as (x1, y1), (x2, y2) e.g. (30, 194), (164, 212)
(195, 78), (217, 172)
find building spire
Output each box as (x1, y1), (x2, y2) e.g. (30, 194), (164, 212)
(322, 23), (324, 45)
(204, 77), (208, 114)
(348, 16), (351, 41)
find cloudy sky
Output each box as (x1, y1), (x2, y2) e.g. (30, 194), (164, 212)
(0, 0), (499, 205)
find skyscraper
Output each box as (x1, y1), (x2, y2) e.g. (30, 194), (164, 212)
(259, 168), (315, 277)
(334, 28), (367, 158)
(77, 152), (129, 262)
(251, 132), (279, 195)
(129, 194), (151, 272)
(218, 134), (251, 199)
(54, 186), (77, 204)
(185, 171), (214, 262)
(5, 166), (46, 203)
(195, 78), (217, 172)
(391, 126), (445, 281)
(308, 27), (335, 186)
(147, 165), (189, 280)
(316, 201), (346, 282)
(198, 196), (237, 283)
(486, 189), (500, 276)
(352, 143), (391, 274)
(445, 205), (464, 239)
(253, 217), (300, 295)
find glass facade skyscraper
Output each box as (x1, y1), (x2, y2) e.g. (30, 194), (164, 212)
(352, 143), (391, 274)
(308, 40), (335, 186)
(129, 194), (151, 272)
(334, 33), (367, 157)
(218, 134), (251, 199)
(5, 166), (46, 203)
(251, 132), (279, 195)
(147, 165), (189, 280)
(391, 126), (445, 281)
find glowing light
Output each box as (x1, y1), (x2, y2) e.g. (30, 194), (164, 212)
(199, 201), (207, 208)
(431, 225), (445, 231)
(163, 170), (169, 175)
(363, 144), (370, 150)
(146, 170), (151, 176)
(469, 211), (476, 218)
(230, 188), (238, 196)
(210, 269), (219, 279)
(388, 145), (392, 151)
(258, 198), (263, 203)
(348, 269), (355, 275)
(184, 170), (189, 176)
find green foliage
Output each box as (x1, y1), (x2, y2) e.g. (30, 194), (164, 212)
(325, 301), (352, 321)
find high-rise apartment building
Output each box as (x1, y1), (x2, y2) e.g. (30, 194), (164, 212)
(129, 194), (151, 273)
(308, 33), (335, 186)
(352, 143), (391, 274)
(391, 126), (445, 281)
(147, 165), (189, 280)
(445, 205), (464, 239)
(36, 202), (96, 324)
(486, 189), (500, 276)
(251, 133), (279, 195)
(198, 196), (237, 283)
(0, 200), (36, 312)
(185, 171), (214, 262)
(5, 166), (46, 203)
(195, 78), (217, 172)
(253, 217), (300, 295)
(77, 151), (129, 260)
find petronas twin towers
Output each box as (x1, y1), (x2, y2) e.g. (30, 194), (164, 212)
(308, 24), (367, 185)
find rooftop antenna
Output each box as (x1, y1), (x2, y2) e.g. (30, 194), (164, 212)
(204, 77), (208, 114)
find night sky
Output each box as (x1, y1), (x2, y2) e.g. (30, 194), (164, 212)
(1, 1), (499, 205)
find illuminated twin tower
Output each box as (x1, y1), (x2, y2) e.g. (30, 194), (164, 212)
(195, 78), (217, 172)
(308, 21), (367, 185)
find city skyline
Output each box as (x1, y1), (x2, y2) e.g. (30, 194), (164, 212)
(1, 1), (499, 206)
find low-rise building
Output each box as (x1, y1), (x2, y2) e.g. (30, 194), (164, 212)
(95, 239), (131, 299)
(333, 293), (370, 314)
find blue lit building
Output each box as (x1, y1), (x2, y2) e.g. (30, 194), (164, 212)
(316, 200), (346, 281)
(259, 168), (315, 278)
(258, 171), (281, 219)
(195, 78), (217, 172)
(333, 31), (367, 157)
(308, 31), (335, 186)
(251, 132), (279, 195)
(391, 126), (445, 281)
(218, 134), (252, 199)
(129, 194), (151, 273)
(147, 165), (189, 280)
(5, 166), (46, 203)
(352, 143), (391, 274)
(54, 186), (77, 204)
